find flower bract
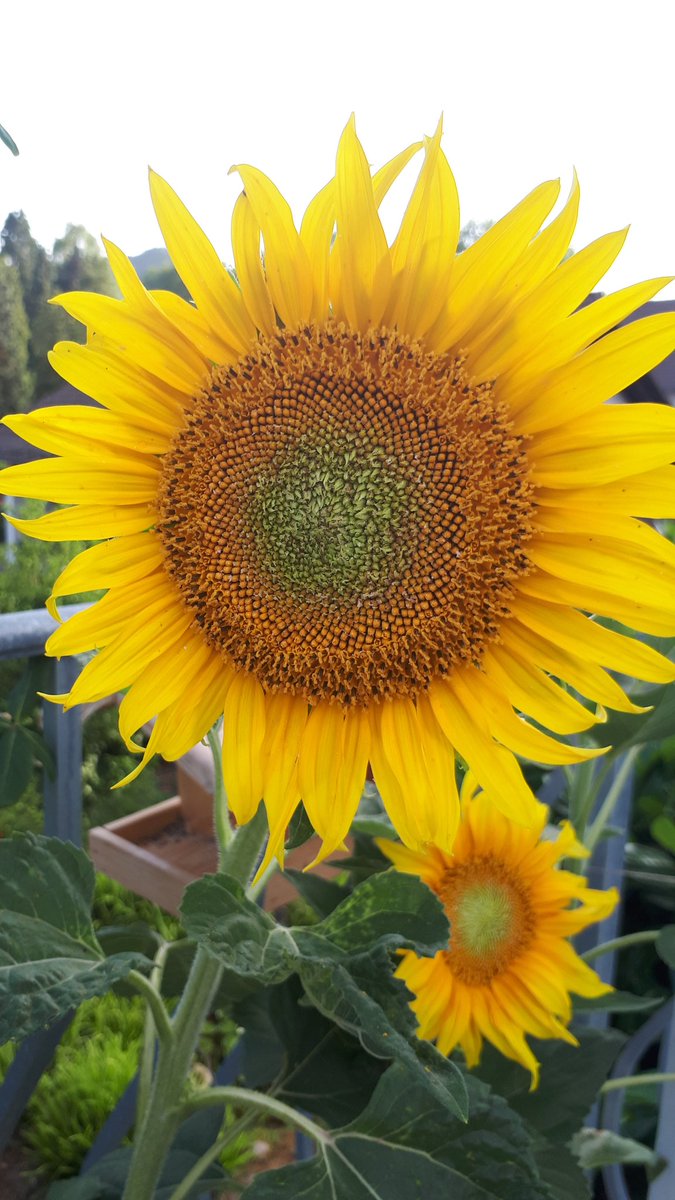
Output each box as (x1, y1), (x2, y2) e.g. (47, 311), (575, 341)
(3, 117), (675, 864)
(379, 777), (618, 1086)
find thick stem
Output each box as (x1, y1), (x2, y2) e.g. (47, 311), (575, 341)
(220, 803), (268, 887)
(582, 929), (661, 963)
(122, 947), (225, 1200)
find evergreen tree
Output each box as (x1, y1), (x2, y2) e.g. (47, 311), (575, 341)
(0, 257), (31, 417)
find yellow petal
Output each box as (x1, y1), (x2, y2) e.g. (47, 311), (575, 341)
(231, 192), (277, 335)
(52, 291), (208, 393)
(118, 625), (213, 750)
(55, 595), (193, 707)
(3, 406), (172, 458)
(428, 674), (542, 827)
(49, 340), (187, 426)
(148, 169), (256, 352)
(372, 140), (423, 206)
(221, 671), (266, 824)
(231, 164), (313, 326)
(4, 503), (156, 542)
(386, 118), (460, 337)
(510, 595), (675, 685)
(513, 312), (675, 432)
(470, 228), (628, 379)
(518, 570), (675, 638)
(480, 644), (600, 735)
(298, 702), (368, 860)
(333, 115), (392, 328)
(535, 465), (675, 518)
(150, 289), (239, 363)
(47, 532), (165, 616)
(500, 276), (672, 415)
(45, 572), (177, 655)
(258, 691), (308, 871)
(0, 456), (160, 506)
(299, 178), (335, 320)
(431, 178), (560, 353)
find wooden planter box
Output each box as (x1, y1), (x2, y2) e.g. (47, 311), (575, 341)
(89, 741), (346, 914)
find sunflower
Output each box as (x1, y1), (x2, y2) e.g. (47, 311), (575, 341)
(379, 777), (618, 1086)
(3, 117), (675, 866)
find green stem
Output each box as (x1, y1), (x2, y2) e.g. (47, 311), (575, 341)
(181, 1085), (327, 1143)
(585, 746), (640, 856)
(207, 725), (233, 869)
(133, 943), (172, 1127)
(122, 946), (227, 1200)
(221, 803), (269, 887)
(128, 965), (173, 1048)
(582, 930), (661, 963)
(601, 1072), (675, 1094)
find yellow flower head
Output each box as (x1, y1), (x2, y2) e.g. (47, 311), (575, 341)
(379, 778), (619, 1087)
(3, 117), (675, 867)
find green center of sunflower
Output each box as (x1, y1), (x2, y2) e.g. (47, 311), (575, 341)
(250, 439), (412, 601)
(440, 855), (535, 985)
(157, 321), (535, 707)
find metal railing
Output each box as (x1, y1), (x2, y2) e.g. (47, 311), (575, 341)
(0, 607), (674, 1197)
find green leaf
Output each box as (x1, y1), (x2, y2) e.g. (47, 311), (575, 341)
(286, 802), (314, 850)
(474, 1029), (625, 1144)
(283, 868), (350, 918)
(651, 815), (675, 854)
(0, 723), (35, 807)
(571, 1128), (664, 1174)
(181, 869), (449, 984)
(239, 977), (386, 1126)
(574, 990), (663, 1014)
(300, 954), (467, 1120)
(0, 834), (150, 1041)
(245, 1063), (551, 1200)
(533, 1143), (590, 1200)
(0, 122), (19, 156)
(656, 924), (675, 968)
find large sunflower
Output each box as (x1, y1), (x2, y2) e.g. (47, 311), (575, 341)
(3, 117), (675, 865)
(379, 777), (618, 1086)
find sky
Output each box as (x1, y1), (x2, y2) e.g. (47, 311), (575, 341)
(2, 0), (675, 298)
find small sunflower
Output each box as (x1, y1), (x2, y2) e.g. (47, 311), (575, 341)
(379, 778), (618, 1086)
(3, 117), (675, 865)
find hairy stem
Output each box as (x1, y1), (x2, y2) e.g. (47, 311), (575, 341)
(601, 1071), (675, 1094)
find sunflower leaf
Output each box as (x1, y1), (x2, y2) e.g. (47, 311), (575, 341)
(299, 954), (467, 1120)
(0, 834), (151, 1042)
(244, 1063), (551, 1200)
(474, 1029), (625, 1144)
(180, 868), (448, 983)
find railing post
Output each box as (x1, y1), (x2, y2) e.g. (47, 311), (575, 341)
(43, 656), (83, 846)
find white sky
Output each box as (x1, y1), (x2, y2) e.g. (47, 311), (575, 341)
(2, 0), (675, 298)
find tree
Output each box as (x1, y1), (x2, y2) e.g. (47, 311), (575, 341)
(51, 224), (116, 295)
(0, 257), (31, 417)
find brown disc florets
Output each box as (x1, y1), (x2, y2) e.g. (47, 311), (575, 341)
(157, 322), (534, 706)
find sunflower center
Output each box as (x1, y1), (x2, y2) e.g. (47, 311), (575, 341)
(440, 855), (535, 985)
(157, 321), (534, 706)
(250, 439), (412, 601)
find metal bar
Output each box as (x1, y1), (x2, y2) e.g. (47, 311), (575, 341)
(0, 605), (86, 661)
(43, 656), (83, 846)
(649, 999), (675, 1200)
(0, 1016), (73, 1148)
(600, 1001), (673, 1200)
